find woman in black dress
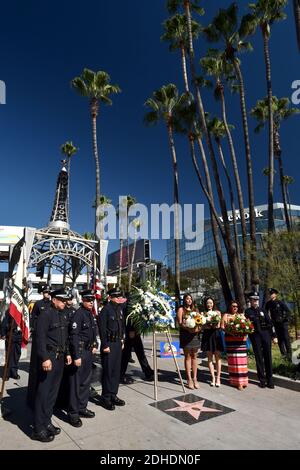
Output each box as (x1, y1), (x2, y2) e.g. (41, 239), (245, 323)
(177, 294), (201, 389)
(201, 297), (224, 387)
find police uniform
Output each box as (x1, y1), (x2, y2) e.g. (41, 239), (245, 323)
(97, 288), (125, 409)
(27, 288), (52, 409)
(245, 292), (276, 388)
(265, 289), (291, 359)
(1, 310), (22, 380)
(121, 302), (153, 383)
(68, 290), (98, 425)
(32, 289), (70, 442)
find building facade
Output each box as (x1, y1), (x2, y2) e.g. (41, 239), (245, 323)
(167, 203), (300, 275)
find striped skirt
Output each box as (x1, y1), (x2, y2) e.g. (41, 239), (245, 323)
(225, 334), (248, 387)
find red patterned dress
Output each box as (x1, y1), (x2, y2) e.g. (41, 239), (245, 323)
(224, 314), (249, 388)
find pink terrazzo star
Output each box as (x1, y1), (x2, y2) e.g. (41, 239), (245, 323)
(165, 399), (222, 420)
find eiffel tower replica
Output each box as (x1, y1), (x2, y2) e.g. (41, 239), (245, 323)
(27, 160), (99, 285)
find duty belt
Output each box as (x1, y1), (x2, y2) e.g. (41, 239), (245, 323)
(107, 333), (122, 342)
(79, 340), (95, 351)
(46, 345), (66, 357)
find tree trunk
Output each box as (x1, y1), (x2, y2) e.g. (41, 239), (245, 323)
(216, 138), (241, 272)
(293, 0), (300, 51)
(128, 229), (138, 292)
(262, 28), (275, 234)
(220, 84), (251, 290)
(274, 129), (291, 232)
(232, 60), (259, 289)
(193, 136), (232, 305)
(119, 237), (123, 287)
(167, 121), (181, 305)
(91, 99), (101, 274)
(181, 44), (190, 93)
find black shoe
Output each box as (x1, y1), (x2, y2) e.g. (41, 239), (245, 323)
(267, 382), (275, 389)
(97, 398), (115, 411)
(259, 382), (266, 388)
(46, 423), (61, 436)
(128, 358), (135, 364)
(69, 416), (83, 427)
(112, 396), (125, 406)
(144, 374), (154, 381)
(31, 430), (54, 443)
(79, 409), (95, 418)
(10, 373), (20, 380)
(89, 387), (99, 399)
(120, 376), (134, 384)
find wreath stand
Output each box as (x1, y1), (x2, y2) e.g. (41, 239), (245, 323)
(152, 329), (186, 401)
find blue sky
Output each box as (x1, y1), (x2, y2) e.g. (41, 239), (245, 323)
(0, 0), (299, 262)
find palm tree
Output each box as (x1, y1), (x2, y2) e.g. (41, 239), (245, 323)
(283, 176), (295, 230)
(61, 141), (78, 221)
(128, 219), (141, 292)
(144, 84), (187, 304)
(251, 96), (299, 231)
(294, 0), (300, 50)
(71, 69), (121, 269)
(200, 49), (251, 290)
(161, 13), (201, 93)
(207, 116), (241, 271)
(116, 195), (137, 287)
(240, 0), (288, 234)
(203, 2), (259, 289)
(83, 231), (95, 287)
(167, 1), (245, 305)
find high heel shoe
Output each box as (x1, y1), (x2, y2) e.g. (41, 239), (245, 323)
(210, 379), (215, 387)
(187, 380), (194, 390)
(215, 381), (221, 388)
(193, 380), (199, 389)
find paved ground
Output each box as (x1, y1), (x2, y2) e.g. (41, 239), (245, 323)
(0, 337), (299, 450)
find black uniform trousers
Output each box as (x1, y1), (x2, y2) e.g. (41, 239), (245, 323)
(274, 322), (291, 357)
(68, 349), (93, 418)
(121, 334), (152, 378)
(34, 353), (65, 433)
(249, 330), (273, 385)
(101, 340), (122, 403)
(5, 331), (22, 377)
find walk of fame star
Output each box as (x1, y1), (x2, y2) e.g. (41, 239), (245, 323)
(165, 399), (222, 420)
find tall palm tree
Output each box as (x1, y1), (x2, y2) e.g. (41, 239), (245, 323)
(83, 231), (95, 287)
(161, 13), (201, 93)
(116, 195), (137, 287)
(207, 116), (241, 271)
(282, 175), (295, 229)
(61, 141), (78, 221)
(201, 49), (251, 290)
(240, 0), (288, 234)
(167, 1), (245, 305)
(128, 219), (141, 292)
(203, 2), (259, 289)
(250, 96), (299, 231)
(144, 84), (187, 304)
(71, 69), (121, 269)
(294, 0), (300, 50)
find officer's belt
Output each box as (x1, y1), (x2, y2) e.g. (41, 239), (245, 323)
(107, 333), (122, 342)
(46, 345), (66, 355)
(79, 340), (94, 351)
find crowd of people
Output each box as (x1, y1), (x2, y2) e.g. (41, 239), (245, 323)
(0, 285), (293, 443)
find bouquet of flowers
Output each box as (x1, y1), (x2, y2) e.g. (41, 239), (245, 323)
(128, 284), (176, 334)
(183, 311), (203, 330)
(202, 311), (221, 328)
(225, 314), (254, 337)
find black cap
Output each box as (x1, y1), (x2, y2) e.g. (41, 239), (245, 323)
(80, 289), (95, 300)
(107, 287), (122, 298)
(248, 291), (260, 300)
(269, 288), (279, 295)
(50, 288), (69, 299)
(41, 285), (51, 293)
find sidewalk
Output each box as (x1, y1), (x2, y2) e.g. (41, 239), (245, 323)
(0, 337), (299, 450)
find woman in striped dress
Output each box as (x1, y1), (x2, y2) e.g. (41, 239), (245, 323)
(222, 300), (249, 391)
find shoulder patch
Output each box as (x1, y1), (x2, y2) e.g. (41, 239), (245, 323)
(72, 322), (77, 329)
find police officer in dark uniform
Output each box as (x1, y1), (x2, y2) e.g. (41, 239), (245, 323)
(30, 285), (51, 330)
(31, 289), (71, 443)
(1, 310), (22, 380)
(68, 289), (98, 427)
(245, 291), (277, 389)
(97, 287), (125, 410)
(265, 288), (292, 360)
(27, 285), (52, 408)
(121, 300), (154, 384)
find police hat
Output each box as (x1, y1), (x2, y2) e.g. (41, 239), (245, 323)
(269, 288), (279, 295)
(41, 285), (51, 293)
(107, 287), (122, 298)
(248, 291), (260, 300)
(80, 289), (95, 300)
(50, 288), (69, 300)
